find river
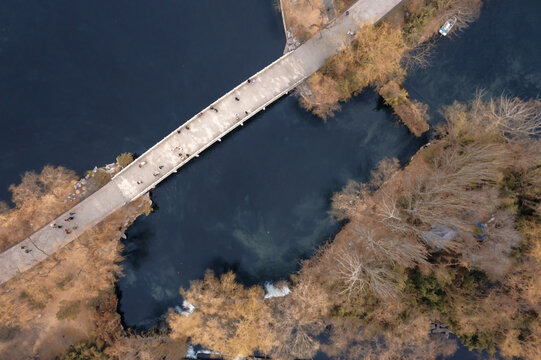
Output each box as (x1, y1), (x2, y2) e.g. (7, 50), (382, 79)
(0, 0), (539, 358)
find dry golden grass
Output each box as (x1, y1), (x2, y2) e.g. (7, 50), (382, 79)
(281, 0), (329, 41)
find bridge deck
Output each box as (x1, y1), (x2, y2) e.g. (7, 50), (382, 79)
(0, 0), (403, 285)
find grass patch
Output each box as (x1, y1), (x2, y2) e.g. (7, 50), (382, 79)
(56, 300), (81, 321)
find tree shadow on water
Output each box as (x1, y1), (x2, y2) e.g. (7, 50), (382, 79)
(122, 224), (154, 269)
(205, 257), (256, 285)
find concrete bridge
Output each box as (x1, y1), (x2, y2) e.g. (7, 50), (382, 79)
(0, 0), (403, 285)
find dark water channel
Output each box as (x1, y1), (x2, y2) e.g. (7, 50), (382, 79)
(0, 0), (540, 358)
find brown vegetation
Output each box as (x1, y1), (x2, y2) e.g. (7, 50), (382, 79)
(300, 22), (407, 119)
(281, 0), (329, 43)
(404, 0), (482, 44)
(169, 271), (276, 357)
(334, 0), (356, 14)
(299, 0), (483, 136)
(0, 153), (134, 252)
(380, 81), (430, 136)
(5, 93), (538, 359)
(0, 163), (152, 359)
(317, 94), (540, 358)
(164, 94), (539, 359)
(0, 166), (78, 251)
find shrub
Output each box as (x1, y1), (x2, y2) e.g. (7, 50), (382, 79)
(116, 152), (134, 168)
(59, 342), (107, 360)
(91, 169), (111, 187)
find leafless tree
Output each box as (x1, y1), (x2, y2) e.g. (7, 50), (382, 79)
(369, 157), (400, 189)
(335, 249), (399, 299)
(489, 95), (541, 139)
(402, 39), (435, 70)
(268, 287), (324, 360)
(331, 158), (401, 222)
(329, 180), (370, 221)
(348, 222), (428, 267)
(270, 323), (320, 360)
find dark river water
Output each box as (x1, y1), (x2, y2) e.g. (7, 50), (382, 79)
(1, 0), (540, 358)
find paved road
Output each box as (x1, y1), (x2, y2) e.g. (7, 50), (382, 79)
(0, 0), (403, 285)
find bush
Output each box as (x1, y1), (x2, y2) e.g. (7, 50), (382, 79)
(91, 169), (112, 187)
(405, 269), (451, 313)
(116, 152), (134, 168)
(460, 332), (494, 352)
(56, 300), (81, 321)
(59, 342), (107, 360)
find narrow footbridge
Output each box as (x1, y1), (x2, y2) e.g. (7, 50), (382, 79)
(0, 0), (403, 285)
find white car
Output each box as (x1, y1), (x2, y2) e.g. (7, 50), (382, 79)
(439, 17), (457, 36)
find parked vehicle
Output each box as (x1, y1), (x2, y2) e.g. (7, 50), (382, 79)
(439, 17), (457, 36)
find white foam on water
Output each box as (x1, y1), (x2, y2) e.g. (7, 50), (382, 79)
(264, 281), (290, 299)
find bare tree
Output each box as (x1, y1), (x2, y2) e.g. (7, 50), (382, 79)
(267, 277), (327, 360)
(270, 322), (320, 360)
(329, 180), (370, 221)
(335, 249), (399, 299)
(445, 91), (541, 140)
(348, 222), (428, 267)
(490, 95), (541, 139)
(369, 157), (400, 189)
(331, 158), (400, 222)
(402, 39), (436, 70)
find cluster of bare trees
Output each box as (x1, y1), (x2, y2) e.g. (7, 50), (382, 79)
(332, 222), (428, 299)
(443, 91), (541, 141)
(488, 95), (541, 138)
(329, 94), (540, 285)
(375, 143), (507, 245)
